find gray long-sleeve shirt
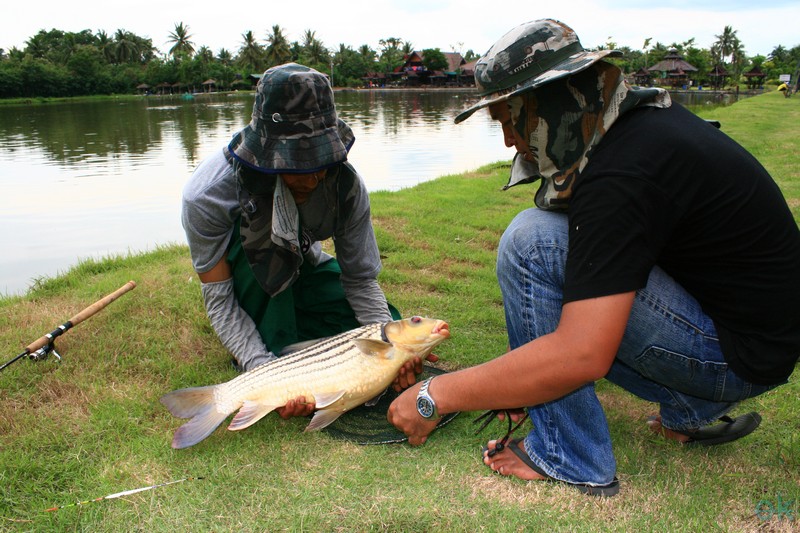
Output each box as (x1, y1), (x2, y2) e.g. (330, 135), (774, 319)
(182, 147), (393, 326)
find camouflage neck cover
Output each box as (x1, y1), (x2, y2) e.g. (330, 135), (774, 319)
(504, 61), (671, 210)
(233, 156), (309, 297)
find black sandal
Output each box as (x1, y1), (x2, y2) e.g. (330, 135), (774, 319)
(650, 412), (762, 446)
(475, 410), (620, 497)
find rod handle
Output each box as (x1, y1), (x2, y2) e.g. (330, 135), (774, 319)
(24, 281), (137, 353)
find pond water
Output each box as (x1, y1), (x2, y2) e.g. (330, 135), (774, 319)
(0, 89), (739, 296)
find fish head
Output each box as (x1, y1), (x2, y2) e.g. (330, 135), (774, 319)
(381, 316), (450, 359)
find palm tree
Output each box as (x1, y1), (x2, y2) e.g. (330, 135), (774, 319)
(114, 29), (138, 64)
(196, 46), (213, 63)
(167, 22), (195, 59)
(265, 25), (291, 66)
(237, 30), (264, 72)
(713, 26), (738, 64)
(96, 30), (115, 63)
(217, 48), (233, 66)
(769, 45), (789, 64)
(24, 33), (48, 59)
(378, 37), (404, 73)
(642, 37), (652, 68)
(300, 29), (329, 67)
(358, 44), (376, 64)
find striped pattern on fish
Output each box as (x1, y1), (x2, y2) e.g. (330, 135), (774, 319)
(161, 316), (450, 449)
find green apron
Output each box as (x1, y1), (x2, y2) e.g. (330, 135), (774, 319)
(227, 222), (399, 354)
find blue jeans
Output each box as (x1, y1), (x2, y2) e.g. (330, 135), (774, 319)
(496, 208), (779, 486)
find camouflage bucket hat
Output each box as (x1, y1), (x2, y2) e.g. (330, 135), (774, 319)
(454, 19), (622, 124)
(229, 63), (355, 173)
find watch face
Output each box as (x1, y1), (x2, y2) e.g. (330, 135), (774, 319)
(417, 397), (435, 418)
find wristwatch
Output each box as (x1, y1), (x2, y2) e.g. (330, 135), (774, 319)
(416, 377), (440, 419)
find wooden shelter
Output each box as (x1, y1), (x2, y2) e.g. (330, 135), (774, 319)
(743, 65), (766, 90)
(202, 78), (217, 93)
(155, 82), (173, 95)
(708, 65), (729, 90)
(632, 67), (652, 87)
(459, 59), (477, 86)
(647, 49), (698, 88)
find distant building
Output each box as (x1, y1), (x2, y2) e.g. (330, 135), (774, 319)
(647, 49), (698, 88)
(708, 65), (729, 90)
(743, 65), (766, 90)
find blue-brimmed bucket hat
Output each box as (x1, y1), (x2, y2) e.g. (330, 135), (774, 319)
(229, 63), (354, 173)
(454, 19), (622, 124)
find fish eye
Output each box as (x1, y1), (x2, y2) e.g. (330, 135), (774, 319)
(411, 316), (421, 323)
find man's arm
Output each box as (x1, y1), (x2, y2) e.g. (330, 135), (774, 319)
(387, 291), (635, 445)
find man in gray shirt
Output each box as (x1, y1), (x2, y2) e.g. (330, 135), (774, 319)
(183, 63), (420, 419)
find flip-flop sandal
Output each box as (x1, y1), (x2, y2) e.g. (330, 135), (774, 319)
(650, 412), (762, 446)
(482, 438), (620, 497)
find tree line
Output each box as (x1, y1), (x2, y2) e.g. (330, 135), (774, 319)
(0, 22), (798, 99)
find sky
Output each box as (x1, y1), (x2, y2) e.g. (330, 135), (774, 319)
(3, 0), (800, 60)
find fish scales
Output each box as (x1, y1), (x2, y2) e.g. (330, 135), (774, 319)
(161, 317), (450, 449)
(223, 324), (384, 400)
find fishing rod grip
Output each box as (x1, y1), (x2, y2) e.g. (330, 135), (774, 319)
(24, 280), (137, 353)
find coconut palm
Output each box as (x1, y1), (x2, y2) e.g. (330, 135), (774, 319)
(217, 49), (233, 66)
(196, 46), (214, 63)
(167, 22), (195, 59)
(237, 30), (264, 72)
(96, 31), (115, 63)
(265, 25), (291, 66)
(114, 29), (139, 64)
(300, 29), (329, 67)
(713, 26), (738, 64)
(378, 37), (404, 73)
(358, 44), (376, 64)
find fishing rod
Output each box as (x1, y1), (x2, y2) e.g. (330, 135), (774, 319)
(0, 280), (137, 372)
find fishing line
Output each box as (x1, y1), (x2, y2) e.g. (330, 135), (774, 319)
(43, 476), (204, 512)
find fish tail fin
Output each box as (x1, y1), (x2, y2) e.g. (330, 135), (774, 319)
(160, 385), (230, 449)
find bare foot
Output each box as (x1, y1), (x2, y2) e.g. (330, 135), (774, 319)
(483, 439), (548, 481)
(646, 415), (691, 443)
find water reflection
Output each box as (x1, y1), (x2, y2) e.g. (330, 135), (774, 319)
(0, 89), (740, 295)
(0, 90), (510, 295)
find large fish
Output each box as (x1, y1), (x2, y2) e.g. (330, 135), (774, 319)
(161, 316), (450, 449)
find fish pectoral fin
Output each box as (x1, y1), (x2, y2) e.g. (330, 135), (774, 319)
(227, 401), (280, 431)
(364, 387), (388, 407)
(313, 390), (346, 409)
(304, 408), (345, 432)
(352, 338), (392, 357)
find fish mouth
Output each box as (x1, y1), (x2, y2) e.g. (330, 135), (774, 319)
(433, 321), (450, 339)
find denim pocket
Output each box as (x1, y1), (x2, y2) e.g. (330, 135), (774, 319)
(634, 346), (731, 401)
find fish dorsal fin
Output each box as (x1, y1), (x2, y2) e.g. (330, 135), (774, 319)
(314, 390), (346, 409)
(227, 401), (280, 431)
(352, 338), (392, 357)
(305, 408), (345, 431)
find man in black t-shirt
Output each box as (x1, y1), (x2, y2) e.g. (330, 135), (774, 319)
(387, 19), (800, 497)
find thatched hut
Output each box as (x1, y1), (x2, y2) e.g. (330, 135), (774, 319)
(647, 49), (698, 88)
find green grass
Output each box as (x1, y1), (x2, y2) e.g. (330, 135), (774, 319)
(1, 90), (798, 532)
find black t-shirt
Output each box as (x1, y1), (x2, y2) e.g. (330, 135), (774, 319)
(564, 103), (800, 385)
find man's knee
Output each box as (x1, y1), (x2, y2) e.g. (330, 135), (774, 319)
(499, 209), (568, 260)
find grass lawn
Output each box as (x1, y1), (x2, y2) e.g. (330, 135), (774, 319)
(1, 90), (798, 532)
